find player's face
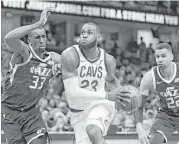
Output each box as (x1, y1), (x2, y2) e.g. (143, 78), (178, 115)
(155, 48), (173, 70)
(79, 24), (99, 49)
(28, 29), (47, 53)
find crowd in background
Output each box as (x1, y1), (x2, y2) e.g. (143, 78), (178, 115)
(1, 24), (179, 133)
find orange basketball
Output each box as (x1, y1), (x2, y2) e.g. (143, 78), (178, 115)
(119, 85), (142, 113)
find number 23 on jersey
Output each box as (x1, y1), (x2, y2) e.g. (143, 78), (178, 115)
(81, 80), (98, 91)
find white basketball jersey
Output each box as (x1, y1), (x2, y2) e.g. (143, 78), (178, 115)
(75, 45), (107, 92)
(70, 45), (107, 110)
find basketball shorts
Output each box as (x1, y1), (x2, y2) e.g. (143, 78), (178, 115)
(150, 110), (179, 143)
(70, 100), (115, 144)
(1, 104), (48, 144)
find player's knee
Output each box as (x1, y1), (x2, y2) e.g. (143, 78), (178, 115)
(150, 132), (165, 144)
(86, 124), (103, 140)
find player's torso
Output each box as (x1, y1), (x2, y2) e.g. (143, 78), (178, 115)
(153, 62), (179, 115)
(2, 52), (54, 109)
(75, 45), (107, 92)
(69, 45), (107, 110)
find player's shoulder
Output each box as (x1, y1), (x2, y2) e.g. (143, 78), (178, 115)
(61, 45), (77, 58)
(105, 53), (116, 65)
(47, 51), (61, 63)
(143, 69), (153, 79)
(141, 69), (153, 86)
(61, 45), (79, 67)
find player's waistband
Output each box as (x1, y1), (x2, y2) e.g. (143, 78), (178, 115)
(69, 107), (84, 113)
(2, 103), (38, 112)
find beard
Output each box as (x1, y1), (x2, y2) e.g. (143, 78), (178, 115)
(79, 38), (97, 50)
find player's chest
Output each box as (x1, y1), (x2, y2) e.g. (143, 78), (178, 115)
(157, 82), (179, 98)
(77, 62), (107, 79)
(24, 60), (53, 78)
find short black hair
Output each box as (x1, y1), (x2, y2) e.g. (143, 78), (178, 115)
(82, 22), (100, 34)
(156, 43), (172, 53)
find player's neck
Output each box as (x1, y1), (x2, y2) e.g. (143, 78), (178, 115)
(34, 50), (44, 59)
(160, 62), (174, 79)
(82, 47), (99, 60)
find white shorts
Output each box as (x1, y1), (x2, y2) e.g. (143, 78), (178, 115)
(70, 100), (115, 144)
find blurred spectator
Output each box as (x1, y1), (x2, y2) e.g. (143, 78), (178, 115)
(139, 37), (147, 63)
(143, 110), (155, 131)
(53, 23), (66, 54)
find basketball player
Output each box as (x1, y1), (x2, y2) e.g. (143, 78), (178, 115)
(61, 22), (131, 144)
(135, 43), (179, 144)
(2, 8), (63, 144)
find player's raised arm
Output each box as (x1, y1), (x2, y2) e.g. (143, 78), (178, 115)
(4, 7), (53, 54)
(135, 70), (153, 144)
(61, 47), (107, 100)
(105, 53), (131, 105)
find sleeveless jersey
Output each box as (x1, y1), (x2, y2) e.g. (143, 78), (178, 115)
(152, 62), (179, 116)
(69, 45), (107, 109)
(2, 46), (54, 110)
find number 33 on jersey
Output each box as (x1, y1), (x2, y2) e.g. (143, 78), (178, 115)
(74, 45), (107, 92)
(29, 59), (56, 90)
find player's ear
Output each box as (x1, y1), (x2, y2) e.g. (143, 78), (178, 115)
(97, 34), (103, 43)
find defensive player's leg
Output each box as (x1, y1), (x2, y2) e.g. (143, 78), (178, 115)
(1, 106), (26, 144)
(21, 105), (50, 144)
(149, 111), (175, 144)
(86, 104), (114, 144)
(174, 115), (179, 134)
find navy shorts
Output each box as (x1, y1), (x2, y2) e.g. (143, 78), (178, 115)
(1, 104), (48, 144)
(150, 110), (179, 143)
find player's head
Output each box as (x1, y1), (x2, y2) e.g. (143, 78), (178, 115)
(79, 22), (102, 50)
(28, 27), (47, 53)
(155, 43), (173, 70)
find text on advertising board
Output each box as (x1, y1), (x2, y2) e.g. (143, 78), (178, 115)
(2, 0), (179, 26)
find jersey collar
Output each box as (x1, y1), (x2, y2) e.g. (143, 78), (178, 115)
(157, 62), (177, 83)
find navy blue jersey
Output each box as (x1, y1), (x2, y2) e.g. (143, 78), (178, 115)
(2, 48), (54, 110)
(152, 62), (179, 115)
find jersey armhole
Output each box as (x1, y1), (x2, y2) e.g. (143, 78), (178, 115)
(151, 68), (156, 90)
(15, 52), (32, 67)
(103, 49), (108, 72)
(73, 46), (80, 68)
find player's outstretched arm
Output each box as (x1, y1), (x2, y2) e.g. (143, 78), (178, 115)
(61, 47), (107, 100)
(135, 70), (153, 144)
(105, 53), (131, 105)
(4, 7), (53, 54)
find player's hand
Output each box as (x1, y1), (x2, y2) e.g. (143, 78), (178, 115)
(116, 88), (131, 107)
(39, 7), (54, 26)
(137, 126), (151, 144)
(108, 86), (131, 105)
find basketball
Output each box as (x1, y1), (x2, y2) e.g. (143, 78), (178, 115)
(119, 85), (142, 113)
